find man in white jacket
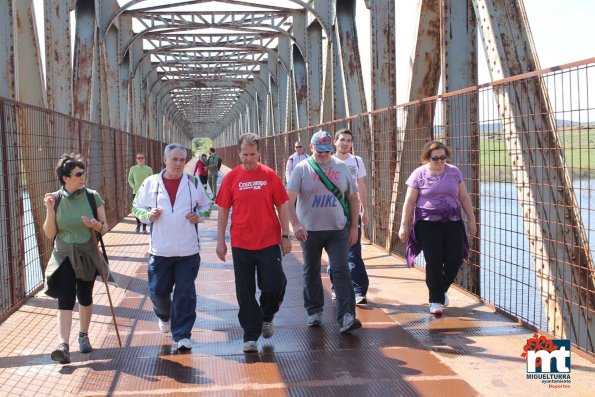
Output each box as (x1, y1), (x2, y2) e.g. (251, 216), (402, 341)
(132, 143), (211, 351)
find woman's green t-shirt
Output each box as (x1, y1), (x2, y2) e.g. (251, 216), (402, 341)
(55, 188), (105, 244)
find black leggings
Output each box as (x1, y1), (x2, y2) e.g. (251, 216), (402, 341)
(415, 220), (465, 304)
(53, 258), (95, 310)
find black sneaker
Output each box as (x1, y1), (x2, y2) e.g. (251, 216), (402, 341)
(51, 343), (71, 364)
(135, 224), (141, 233)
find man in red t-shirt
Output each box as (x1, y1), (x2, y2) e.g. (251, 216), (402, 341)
(216, 133), (291, 353)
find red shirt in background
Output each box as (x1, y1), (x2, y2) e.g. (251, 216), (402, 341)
(216, 163), (289, 250)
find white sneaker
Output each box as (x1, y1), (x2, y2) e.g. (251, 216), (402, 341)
(159, 319), (170, 333)
(262, 321), (274, 339)
(176, 338), (192, 350)
(429, 303), (443, 315)
(307, 311), (322, 327)
(243, 341), (258, 353)
(443, 292), (449, 307)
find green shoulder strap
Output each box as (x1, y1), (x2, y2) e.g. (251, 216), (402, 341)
(307, 157), (350, 219)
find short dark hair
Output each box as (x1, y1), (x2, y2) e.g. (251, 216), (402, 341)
(334, 128), (353, 140)
(237, 133), (260, 151)
(56, 153), (85, 185)
(420, 141), (451, 163)
(209, 147), (216, 153)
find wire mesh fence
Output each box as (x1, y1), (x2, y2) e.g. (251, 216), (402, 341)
(0, 98), (165, 321)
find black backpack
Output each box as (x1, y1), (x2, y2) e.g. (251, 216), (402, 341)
(54, 189), (109, 263)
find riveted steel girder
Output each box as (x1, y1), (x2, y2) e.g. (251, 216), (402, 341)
(73, 0), (98, 122)
(390, 0), (441, 254)
(442, 0), (480, 293)
(367, 0), (396, 247)
(14, 0), (46, 106)
(45, 0), (73, 115)
(0, 0), (15, 99)
(474, 0), (594, 351)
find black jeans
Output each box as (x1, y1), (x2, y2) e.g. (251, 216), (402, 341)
(231, 245), (287, 342)
(414, 220), (465, 304)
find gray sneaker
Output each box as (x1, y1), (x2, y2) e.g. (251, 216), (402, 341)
(340, 313), (362, 334)
(307, 311), (322, 327)
(78, 334), (93, 353)
(262, 321), (274, 338)
(50, 343), (71, 364)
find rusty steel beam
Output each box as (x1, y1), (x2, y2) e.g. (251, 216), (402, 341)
(365, 0), (396, 245)
(0, 0), (15, 99)
(335, 0), (367, 117)
(389, 0), (441, 255)
(73, 0), (97, 122)
(44, 0), (72, 115)
(474, 0), (594, 351)
(307, 21), (323, 127)
(442, 0), (480, 294)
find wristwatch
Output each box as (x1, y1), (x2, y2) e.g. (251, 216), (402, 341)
(281, 234), (290, 239)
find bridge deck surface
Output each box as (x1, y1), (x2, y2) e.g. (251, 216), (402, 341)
(0, 164), (593, 397)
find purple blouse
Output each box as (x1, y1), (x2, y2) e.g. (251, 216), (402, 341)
(405, 163), (464, 221)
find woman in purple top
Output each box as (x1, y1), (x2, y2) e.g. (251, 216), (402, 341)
(398, 141), (477, 315)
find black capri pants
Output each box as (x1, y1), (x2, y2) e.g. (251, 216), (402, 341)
(53, 258), (96, 310)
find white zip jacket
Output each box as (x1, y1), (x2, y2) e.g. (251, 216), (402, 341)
(132, 171), (212, 257)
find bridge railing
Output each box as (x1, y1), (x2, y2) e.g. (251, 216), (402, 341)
(0, 98), (165, 322)
(222, 58), (595, 356)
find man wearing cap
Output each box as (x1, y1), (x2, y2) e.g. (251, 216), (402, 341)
(285, 141), (309, 183)
(286, 130), (363, 334)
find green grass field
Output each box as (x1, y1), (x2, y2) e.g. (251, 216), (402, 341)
(479, 127), (594, 181)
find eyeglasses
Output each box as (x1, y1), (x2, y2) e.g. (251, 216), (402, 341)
(136, 156), (144, 159)
(295, 146), (302, 148)
(67, 171), (85, 177)
(316, 150), (331, 154)
(431, 155), (447, 161)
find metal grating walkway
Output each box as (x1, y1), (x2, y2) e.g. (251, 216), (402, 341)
(0, 165), (593, 396)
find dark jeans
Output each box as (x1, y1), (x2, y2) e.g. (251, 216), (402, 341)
(414, 220), (465, 304)
(148, 253), (201, 341)
(231, 245), (287, 342)
(327, 216), (369, 296)
(53, 258), (95, 310)
(301, 226), (355, 324)
(199, 175), (208, 187)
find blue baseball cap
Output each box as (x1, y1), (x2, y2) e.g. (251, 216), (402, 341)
(310, 131), (333, 152)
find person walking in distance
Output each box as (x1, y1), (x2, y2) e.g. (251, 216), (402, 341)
(128, 153), (153, 233)
(286, 131), (363, 334)
(216, 133), (291, 353)
(207, 147), (222, 199)
(132, 143), (212, 350)
(193, 153), (209, 190)
(285, 141), (309, 183)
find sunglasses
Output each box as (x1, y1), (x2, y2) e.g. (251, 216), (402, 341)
(295, 146), (302, 148)
(68, 171), (85, 177)
(431, 155), (447, 161)
(137, 156), (144, 159)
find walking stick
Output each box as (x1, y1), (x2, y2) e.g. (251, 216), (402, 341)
(91, 231), (123, 348)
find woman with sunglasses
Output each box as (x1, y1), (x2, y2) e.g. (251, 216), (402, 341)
(42, 153), (110, 364)
(398, 141), (477, 315)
